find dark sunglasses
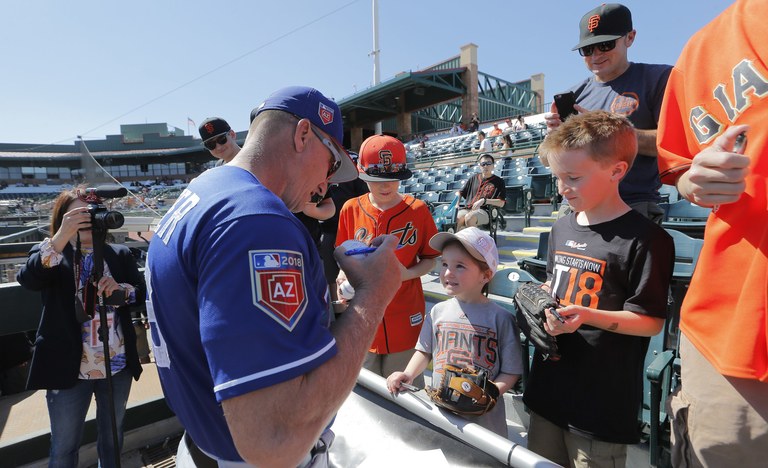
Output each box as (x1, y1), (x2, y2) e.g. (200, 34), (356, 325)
(479, 161), (494, 167)
(203, 133), (228, 150)
(308, 125), (343, 179)
(578, 38), (619, 57)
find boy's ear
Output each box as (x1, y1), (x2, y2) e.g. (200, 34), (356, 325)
(483, 269), (494, 283)
(611, 161), (629, 181)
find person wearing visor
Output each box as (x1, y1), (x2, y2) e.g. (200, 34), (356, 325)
(146, 86), (403, 467)
(199, 117), (241, 165)
(545, 3), (672, 224)
(335, 135), (440, 386)
(456, 153), (506, 231)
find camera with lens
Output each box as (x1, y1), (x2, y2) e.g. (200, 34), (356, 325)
(82, 185), (127, 231)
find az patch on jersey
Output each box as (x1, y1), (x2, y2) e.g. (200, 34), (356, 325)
(249, 250), (307, 331)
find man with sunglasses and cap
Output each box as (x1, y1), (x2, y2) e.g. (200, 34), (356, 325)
(146, 86), (402, 467)
(335, 135), (440, 386)
(545, 3), (672, 224)
(199, 117), (241, 165)
(456, 153), (506, 231)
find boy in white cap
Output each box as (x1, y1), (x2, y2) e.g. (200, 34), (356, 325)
(387, 227), (523, 436)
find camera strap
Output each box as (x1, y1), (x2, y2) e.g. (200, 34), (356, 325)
(73, 233), (96, 323)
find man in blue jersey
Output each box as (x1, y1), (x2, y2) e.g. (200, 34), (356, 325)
(145, 86), (402, 467)
(545, 3), (672, 224)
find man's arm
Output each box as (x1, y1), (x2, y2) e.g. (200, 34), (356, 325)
(301, 197), (335, 221)
(222, 236), (401, 468)
(544, 306), (665, 337)
(636, 129), (659, 157)
(400, 257), (437, 281)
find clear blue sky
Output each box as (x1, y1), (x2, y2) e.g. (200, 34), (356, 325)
(0, 0), (734, 146)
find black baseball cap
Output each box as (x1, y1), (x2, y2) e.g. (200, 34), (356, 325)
(572, 3), (633, 51)
(199, 117), (231, 140)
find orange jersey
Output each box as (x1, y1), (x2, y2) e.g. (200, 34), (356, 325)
(336, 193), (440, 354)
(657, 0), (768, 381)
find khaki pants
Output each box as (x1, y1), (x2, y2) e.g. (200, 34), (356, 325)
(527, 411), (627, 468)
(364, 350), (425, 388)
(668, 333), (768, 467)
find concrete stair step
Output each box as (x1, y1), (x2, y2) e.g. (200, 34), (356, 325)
(502, 215), (555, 232)
(521, 226), (551, 235)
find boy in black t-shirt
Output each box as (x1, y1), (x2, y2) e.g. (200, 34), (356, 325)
(524, 111), (673, 467)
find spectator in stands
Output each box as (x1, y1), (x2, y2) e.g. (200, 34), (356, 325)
(472, 131), (492, 154)
(449, 123), (463, 136)
(469, 112), (480, 132)
(497, 134), (515, 158)
(525, 110), (673, 467)
(459, 122), (468, 133)
(545, 3), (671, 224)
(16, 186), (145, 467)
(513, 115), (527, 131)
(335, 135), (440, 386)
(490, 123), (503, 137)
(504, 117), (514, 131)
(656, 1), (768, 465)
(199, 117), (241, 165)
(456, 154), (506, 230)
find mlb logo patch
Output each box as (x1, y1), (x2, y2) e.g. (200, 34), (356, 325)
(409, 312), (423, 327)
(318, 102), (334, 125)
(249, 250), (307, 331)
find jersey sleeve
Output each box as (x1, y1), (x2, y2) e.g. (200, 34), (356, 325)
(494, 304), (524, 376)
(657, 67), (696, 185)
(335, 198), (357, 247)
(415, 305), (436, 354)
(623, 227), (674, 318)
(493, 177), (506, 201)
(197, 214), (336, 401)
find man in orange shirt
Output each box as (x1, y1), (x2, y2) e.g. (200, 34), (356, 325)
(656, 1), (768, 465)
(336, 135), (440, 386)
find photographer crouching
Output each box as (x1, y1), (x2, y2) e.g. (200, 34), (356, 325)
(16, 185), (144, 468)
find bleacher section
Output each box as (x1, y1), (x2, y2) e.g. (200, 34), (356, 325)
(405, 122), (547, 164)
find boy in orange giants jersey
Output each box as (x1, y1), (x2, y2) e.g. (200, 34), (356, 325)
(336, 135), (440, 386)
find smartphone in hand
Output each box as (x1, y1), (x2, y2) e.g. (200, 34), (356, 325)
(553, 91), (577, 122)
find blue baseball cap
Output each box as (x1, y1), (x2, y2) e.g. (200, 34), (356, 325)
(251, 86), (357, 183)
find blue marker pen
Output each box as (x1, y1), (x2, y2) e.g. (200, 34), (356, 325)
(344, 245), (404, 256)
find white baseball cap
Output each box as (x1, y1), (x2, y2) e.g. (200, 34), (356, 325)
(429, 227), (499, 275)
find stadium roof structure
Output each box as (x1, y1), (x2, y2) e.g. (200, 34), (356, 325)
(339, 67), (467, 128)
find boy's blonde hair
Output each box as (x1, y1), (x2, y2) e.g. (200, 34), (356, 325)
(539, 110), (637, 168)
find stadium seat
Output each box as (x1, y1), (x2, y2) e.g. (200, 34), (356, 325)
(661, 199), (710, 238)
(425, 181), (447, 193)
(487, 268), (539, 391)
(417, 191), (439, 205)
(438, 190), (455, 203)
(517, 231), (549, 282)
(403, 183), (424, 194)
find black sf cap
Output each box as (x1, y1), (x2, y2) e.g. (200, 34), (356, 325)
(572, 3), (633, 50)
(199, 117), (231, 140)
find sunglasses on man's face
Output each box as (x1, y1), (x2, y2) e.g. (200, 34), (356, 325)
(479, 161), (494, 167)
(308, 125), (343, 179)
(203, 133), (228, 151)
(578, 38), (619, 57)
